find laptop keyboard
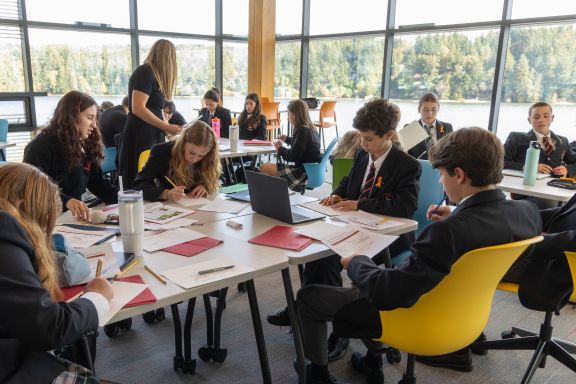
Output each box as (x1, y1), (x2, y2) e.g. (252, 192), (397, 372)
(292, 212), (309, 221)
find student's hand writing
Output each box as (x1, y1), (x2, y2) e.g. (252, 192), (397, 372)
(165, 124), (183, 136)
(166, 186), (186, 201)
(426, 205), (451, 221)
(319, 195), (343, 206)
(341, 255), (360, 269)
(277, 134), (287, 142)
(552, 165), (568, 177)
(189, 184), (208, 198)
(85, 277), (114, 301)
(332, 199), (358, 211)
(66, 198), (91, 222)
(537, 163), (553, 174)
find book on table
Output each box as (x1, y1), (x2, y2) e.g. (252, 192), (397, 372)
(249, 225), (314, 251)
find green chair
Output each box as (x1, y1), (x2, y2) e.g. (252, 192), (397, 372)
(332, 157), (353, 191)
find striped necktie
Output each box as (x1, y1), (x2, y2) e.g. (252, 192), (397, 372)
(359, 162), (376, 200)
(542, 135), (554, 156)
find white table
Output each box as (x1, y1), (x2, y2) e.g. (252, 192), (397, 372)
(498, 175), (575, 202)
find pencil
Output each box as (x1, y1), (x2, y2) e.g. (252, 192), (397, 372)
(115, 258), (140, 278)
(87, 252), (106, 259)
(95, 258), (103, 277)
(145, 265), (167, 285)
(164, 176), (178, 189)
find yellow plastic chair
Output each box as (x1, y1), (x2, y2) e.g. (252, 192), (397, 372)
(375, 236), (543, 383)
(476, 251), (576, 383)
(138, 150), (150, 172)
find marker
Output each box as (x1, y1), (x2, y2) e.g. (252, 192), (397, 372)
(197, 265), (235, 275)
(115, 258), (140, 278)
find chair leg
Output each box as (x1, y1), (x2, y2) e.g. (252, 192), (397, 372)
(321, 128), (326, 152)
(512, 327), (538, 338)
(548, 340), (576, 373)
(520, 339), (548, 384)
(473, 335), (541, 351)
(554, 337), (576, 354)
(400, 354), (416, 384)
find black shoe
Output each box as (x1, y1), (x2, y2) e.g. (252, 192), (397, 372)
(327, 333), (349, 361)
(415, 349), (473, 372)
(350, 352), (384, 384)
(267, 306), (291, 326)
(470, 332), (488, 356)
(293, 360), (340, 384)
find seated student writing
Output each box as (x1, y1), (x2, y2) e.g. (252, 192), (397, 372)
(296, 128), (540, 384)
(260, 99), (322, 192)
(0, 162), (113, 384)
(407, 92), (453, 160)
(238, 93), (267, 141)
(504, 102), (576, 209)
(24, 91), (119, 221)
(133, 120), (221, 202)
(198, 88), (232, 139)
(267, 99), (420, 361)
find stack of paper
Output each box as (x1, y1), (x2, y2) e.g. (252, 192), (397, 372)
(54, 226), (115, 249)
(162, 257), (253, 289)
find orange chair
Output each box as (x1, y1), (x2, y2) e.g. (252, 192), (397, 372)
(261, 97), (270, 103)
(261, 101), (281, 141)
(313, 100), (338, 150)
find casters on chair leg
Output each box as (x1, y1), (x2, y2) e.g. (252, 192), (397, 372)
(197, 346), (228, 363)
(386, 348), (402, 364)
(103, 318), (132, 338)
(198, 346), (212, 361)
(501, 330), (516, 339)
(142, 308), (166, 324)
(237, 282), (246, 293)
(173, 356), (196, 374)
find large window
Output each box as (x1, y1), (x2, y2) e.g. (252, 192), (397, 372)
(512, 0), (576, 19)
(309, 0), (387, 35)
(497, 24), (576, 142)
(223, 41), (248, 110)
(276, 0), (302, 36)
(395, 0), (503, 27)
(390, 30), (498, 130)
(138, 0), (215, 35)
(223, 0), (248, 36)
(26, 0), (129, 28)
(0, 25), (25, 92)
(275, 41), (300, 99)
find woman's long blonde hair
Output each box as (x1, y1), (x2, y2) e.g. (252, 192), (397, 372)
(0, 163), (62, 301)
(332, 130), (361, 159)
(145, 39), (177, 101)
(169, 120), (221, 194)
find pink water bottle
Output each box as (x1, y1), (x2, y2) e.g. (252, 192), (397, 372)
(211, 117), (221, 138)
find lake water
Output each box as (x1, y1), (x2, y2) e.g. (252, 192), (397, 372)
(3, 95), (575, 162)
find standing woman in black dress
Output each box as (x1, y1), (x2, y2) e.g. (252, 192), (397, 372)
(119, 39), (183, 187)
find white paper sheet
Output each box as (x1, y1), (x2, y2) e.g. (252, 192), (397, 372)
(98, 281), (148, 326)
(144, 217), (199, 231)
(336, 211), (404, 230)
(502, 169), (551, 180)
(299, 201), (341, 216)
(54, 226), (115, 249)
(198, 199), (249, 214)
(162, 257), (253, 289)
(397, 120), (429, 151)
(174, 197), (213, 207)
(144, 204), (195, 224)
(142, 228), (205, 252)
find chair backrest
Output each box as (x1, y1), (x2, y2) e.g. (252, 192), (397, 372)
(138, 149), (150, 172)
(413, 160), (444, 237)
(303, 138), (339, 189)
(261, 97), (270, 103)
(332, 157), (353, 191)
(0, 119), (8, 142)
(261, 102), (280, 124)
(565, 251), (576, 302)
(319, 100), (337, 121)
(101, 147), (117, 173)
(377, 236), (543, 356)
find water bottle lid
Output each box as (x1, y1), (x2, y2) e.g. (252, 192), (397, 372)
(530, 141), (541, 149)
(212, 117), (220, 122)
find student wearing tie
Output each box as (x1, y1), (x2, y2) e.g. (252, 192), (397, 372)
(266, 99), (421, 361)
(504, 102), (576, 208)
(407, 92), (453, 160)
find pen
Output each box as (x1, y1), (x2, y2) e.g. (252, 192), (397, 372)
(145, 265), (167, 284)
(93, 231), (120, 246)
(429, 195), (447, 218)
(87, 252), (106, 259)
(164, 176), (178, 189)
(115, 258), (140, 278)
(95, 258), (103, 277)
(197, 265), (235, 275)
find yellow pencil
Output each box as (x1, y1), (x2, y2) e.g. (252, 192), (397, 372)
(145, 265), (167, 285)
(164, 176), (178, 189)
(95, 258), (103, 277)
(115, 258), (140, 278)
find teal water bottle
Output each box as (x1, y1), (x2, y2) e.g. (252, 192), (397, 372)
(523, 141), (540, 186)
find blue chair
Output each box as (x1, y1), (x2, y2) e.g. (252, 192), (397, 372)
(391, 159), (444, 265)
(0, 119), (8, 162)
(303, 138), (339, 190)
(101, 147), (117, 174)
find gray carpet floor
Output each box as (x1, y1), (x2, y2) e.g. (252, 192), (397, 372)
(94, 178), (576, 383)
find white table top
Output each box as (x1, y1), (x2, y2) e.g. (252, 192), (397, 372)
(219, 138), (277, 157)
(202, 212), (418, 265)
(0, 142), (16, 149)
(498, 175), (575, 202)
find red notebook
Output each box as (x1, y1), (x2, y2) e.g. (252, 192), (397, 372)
(162, 237), (223, 257)
(248, 226), (313, 251)
(243, 139), (272, 146)
(61, 275), (156, 307)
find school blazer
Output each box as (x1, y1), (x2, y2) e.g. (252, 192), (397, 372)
(407, 119), (453, 160)
(0, 212), (98, 383)
(504, 130), (576, 177)
(333, 146), (421, 255)
(333, 189), (541, 339)
(198, 106), (232, 138)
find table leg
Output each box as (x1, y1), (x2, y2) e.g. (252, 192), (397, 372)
(281, 268), (306, 384)
(171, 301), (197, 374)
(246, 279), (272, 384)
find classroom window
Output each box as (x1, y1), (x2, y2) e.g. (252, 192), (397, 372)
(511, 0), (576, 19)
(25, 0), (129, 28)
(275, 40), (301, 99)
(0, 25), (25, 92)
(223, 0), (248, 36)
(309, 0), (387, 35)
(137, 0), (215, 35)
(223, 41), (248, 109)
(276, 0), (302, 36)
(395, 0), (503, 27)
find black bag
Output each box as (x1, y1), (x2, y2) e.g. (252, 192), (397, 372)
(301, 97), (319, 109)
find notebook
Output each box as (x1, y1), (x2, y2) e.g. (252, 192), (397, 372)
(162, 237), (223, 257)
(249, 225), (314, 251)
(502, 169), (550, 180)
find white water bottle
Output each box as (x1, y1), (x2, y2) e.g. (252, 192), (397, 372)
(229, 125), (239, 152)
(118, 190), (144, 257)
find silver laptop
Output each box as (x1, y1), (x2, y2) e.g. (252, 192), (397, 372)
(245, 171), (325, 224)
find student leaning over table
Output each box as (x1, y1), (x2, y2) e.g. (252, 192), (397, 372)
(295, 128), (540, 384)
(132, 120), (221, 202)
(24, 91), (119, 222)
(0, 162), (113, 384)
